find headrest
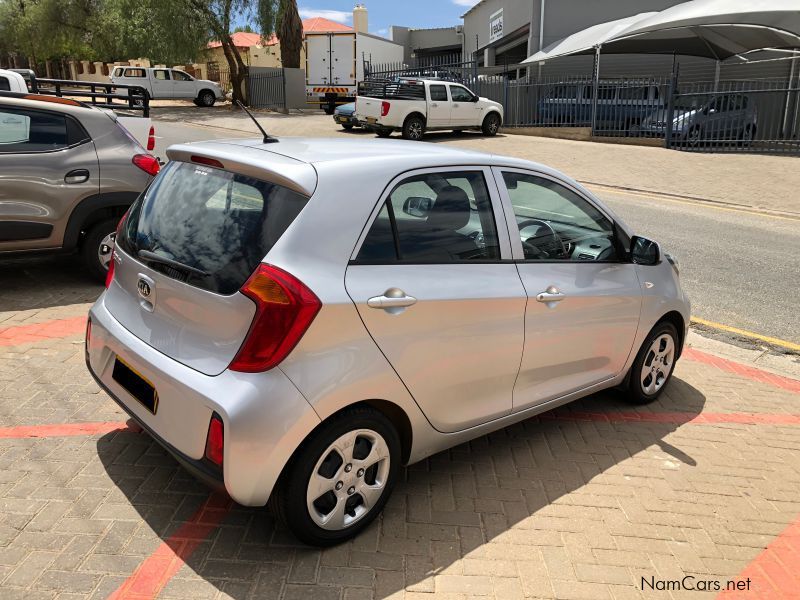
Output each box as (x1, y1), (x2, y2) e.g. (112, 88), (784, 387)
(427, 185), (471, 232)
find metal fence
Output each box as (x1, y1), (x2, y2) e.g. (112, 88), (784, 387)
(247, 69), (286, 110)
(362, 57), (800, 155)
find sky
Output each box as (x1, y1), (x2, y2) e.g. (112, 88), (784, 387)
(292, 1), (480, 38)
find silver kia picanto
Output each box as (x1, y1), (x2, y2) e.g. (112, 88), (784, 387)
(85, 137), (690, 546)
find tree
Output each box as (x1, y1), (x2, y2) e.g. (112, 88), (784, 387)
(234, 24), (255, 33)
(277, 1), (302, 69)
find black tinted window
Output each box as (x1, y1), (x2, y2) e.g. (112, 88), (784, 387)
(0, 108), (70, 152)
(117, 161), (309, 294)
(429, 85), (447, 101)
(0, 77), (10, 91)
(356, 171), (499, 263)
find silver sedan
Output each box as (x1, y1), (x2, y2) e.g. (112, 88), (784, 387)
(85, 137), (690, 546)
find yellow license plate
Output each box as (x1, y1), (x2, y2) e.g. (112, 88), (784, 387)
(366, 117), (377, 124)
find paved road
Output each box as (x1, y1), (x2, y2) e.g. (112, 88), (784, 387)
(153, 120), (800, 346)
(598, 189), (800, 345)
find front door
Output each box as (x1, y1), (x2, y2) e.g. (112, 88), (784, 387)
(448, 84), (481, 126)
(0, 105), (99, 252)
(345, 167), (526, 433)
(171, 70), (196, 98)
(493, 168), (642, 410)
(426, 84), (450, 128)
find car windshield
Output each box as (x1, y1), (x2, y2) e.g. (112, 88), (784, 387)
(116, 161), (309, 294)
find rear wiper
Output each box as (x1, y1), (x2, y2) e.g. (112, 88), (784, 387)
(137, 249), (209, 278)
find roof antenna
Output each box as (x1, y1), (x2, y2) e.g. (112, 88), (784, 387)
(235, 100), (278, 144)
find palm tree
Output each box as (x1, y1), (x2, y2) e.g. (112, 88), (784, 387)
(277, 0), (302, 68)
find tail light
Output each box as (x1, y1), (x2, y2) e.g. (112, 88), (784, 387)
(204, 414), (224, 466)
(381, 101), (390, 117)
(132, 154), (160, 176)
(104, 256), (116, 288)
(146, 126), (155, 151)
(229, 264), (321, 373)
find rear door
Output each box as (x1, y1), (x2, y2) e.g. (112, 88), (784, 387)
(493, 168), (641, 410)
(344, 167), (526, 433)
(306, 34), (332, 86)
(426, 84), (450, 127)
(329, 33), (356, 87)
(0, 104), (99, 252)
(109, 159), (311, 375)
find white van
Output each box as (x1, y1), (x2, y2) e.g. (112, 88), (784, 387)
(110, 66), (224, 106)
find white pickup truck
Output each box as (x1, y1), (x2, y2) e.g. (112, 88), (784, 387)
(356, 78), (503, 140)
(110, 66), (224, 106)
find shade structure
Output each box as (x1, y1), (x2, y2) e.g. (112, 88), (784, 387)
(523, 0), (800, 63)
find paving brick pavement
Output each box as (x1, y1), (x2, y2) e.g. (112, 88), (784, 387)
(0, 261), (799, 599)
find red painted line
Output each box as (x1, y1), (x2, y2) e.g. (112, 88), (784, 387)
(0, 421), (133, 439)
(541, 411), (800, 426)
(0, 315), (86, 347)
(684, 348), (800, 394)
(108, 493), (232, 600)
(717, 514), (800, 598)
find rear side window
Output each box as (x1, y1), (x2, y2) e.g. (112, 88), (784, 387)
(429, 85), (447, 101)
(0, 76), (10, 91)
(154, 70), (170, 80)
(0, 108), (86, 152)
(356, 170), (500, 263)
(117, 161), (309, 294)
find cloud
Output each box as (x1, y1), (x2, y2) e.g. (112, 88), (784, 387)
(452, 0), (480, 6)
(298, 8), (352, 23)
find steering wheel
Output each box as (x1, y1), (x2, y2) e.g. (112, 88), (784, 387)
(518, 219), (567, 259)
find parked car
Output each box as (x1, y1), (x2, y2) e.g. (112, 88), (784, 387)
(110, 66), (224, 107)
(356, 78), (503, 140)
(85, 136), (689, 546)
(538, 81), (664, 130)
(638, 93), (757, 146)
(332, 102), (362, 130)
(0, 93), (158, 280)
(0, 68), (28, 93)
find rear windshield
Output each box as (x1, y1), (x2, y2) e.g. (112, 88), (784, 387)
(116, 161), (309, 295)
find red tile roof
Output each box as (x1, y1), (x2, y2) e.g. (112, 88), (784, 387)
(208, 18), (352, 48)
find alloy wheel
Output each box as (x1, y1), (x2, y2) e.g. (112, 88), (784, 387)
(640, 334), (675, 395)
(306, 428), (391, 531)
(97, 232), (115, 271)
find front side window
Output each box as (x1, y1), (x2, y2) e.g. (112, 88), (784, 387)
(356, 171), (500, 263)
(0, 108), (74, 152)
(154, 70), (170, 80)
(429, 84), (447, 102)
(449, 85), (473, 102)
(502, 172), (618, 261)
(172, 71), (192, 81)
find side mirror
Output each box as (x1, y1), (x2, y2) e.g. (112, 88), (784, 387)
(471, 95), (479, 102)
(403, 196), (432, 218)
(630, 236), (660, 265)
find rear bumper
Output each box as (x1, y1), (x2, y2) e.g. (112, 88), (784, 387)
(85, 294), (321, 506)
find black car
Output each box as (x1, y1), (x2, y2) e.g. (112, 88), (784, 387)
(333, 102), (361, 130)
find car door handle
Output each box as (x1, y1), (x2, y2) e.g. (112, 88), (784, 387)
(367, 289), (417, 309)
(64, 169), (89, 184)
(536, 287), (566, 303)
(431, 102), (438, 107)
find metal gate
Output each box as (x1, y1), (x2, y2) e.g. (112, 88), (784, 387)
(248, 68), (286, 110)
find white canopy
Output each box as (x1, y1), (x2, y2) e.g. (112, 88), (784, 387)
(523, 0), (800, 63)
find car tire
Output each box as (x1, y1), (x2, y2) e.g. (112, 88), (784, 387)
(272, 406), (400, 547)
(198, 90), (216, 107)
(342, 123), (354, 130)
(402, 115), (425, 140)
(82, 218), (118, 283)
(625, 321), (679, 405)
(481, 112), (501, 136)
(375, 128), (392, 138)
